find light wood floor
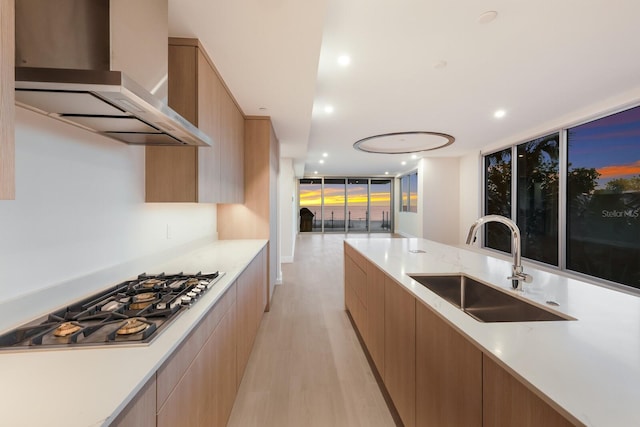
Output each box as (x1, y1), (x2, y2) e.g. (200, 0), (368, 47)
(227, 233), (398, 427)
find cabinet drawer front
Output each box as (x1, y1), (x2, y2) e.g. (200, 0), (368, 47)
(156, 283), (236, 407)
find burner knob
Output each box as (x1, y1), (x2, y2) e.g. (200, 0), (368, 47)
(196, 284), (207, 291)
(181, 296), (192, 305)
(187, 291), (197, 298)
(192, 287), (202, 294)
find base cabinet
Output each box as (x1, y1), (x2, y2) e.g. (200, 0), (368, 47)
(384, 276), (416, 427)
(111, 377), (156, 427)
(110, 247), (268, 426)
(366, 262), (385, 378)
(483, 355), (576, 427)
(157, 286), (237, 427)
(343, 243), (580, 427)
(416, 301), (482, 427)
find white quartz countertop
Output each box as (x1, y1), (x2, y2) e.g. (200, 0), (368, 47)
(0, 239), (267, 427)
(345, 237), (640, 427)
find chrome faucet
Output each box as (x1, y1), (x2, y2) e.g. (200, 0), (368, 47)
(465, 215), (533, 291)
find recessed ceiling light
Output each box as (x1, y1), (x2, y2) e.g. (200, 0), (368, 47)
(401, 161), (407, 166)
(324, 105), (334, 114)
(385, 171), (389, 175)
(494, 109), (506, 118)
(411, 154), (418, 159)
(319, 159), (325, 164)
(322, 152), (328, 157)
(478, 11), (498, 24)
(314, 171), (318, 174)
(337, 54), (351, 67)
(434, 60), (447, 69)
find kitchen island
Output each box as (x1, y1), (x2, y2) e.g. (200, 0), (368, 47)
(344, 237), (640, 427)
(0, 239), (268, 427)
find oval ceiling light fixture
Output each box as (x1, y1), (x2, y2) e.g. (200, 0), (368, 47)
(319, 159), (325, 164)
(322, 152), (328, 157)
(478, 11), (498, 24)
(324, 105), (335, 114)
(401, 161), (407, 166)
(353, 131), (455, 154)
(494, 109), (506, 118)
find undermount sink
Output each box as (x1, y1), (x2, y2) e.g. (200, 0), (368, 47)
(408, 274), (573, 322)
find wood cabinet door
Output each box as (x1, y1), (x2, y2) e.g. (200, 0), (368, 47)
(483, 354), (577, 427)
(366, 262), (385, 379)
(344, 252), (367, 336)
(211, 301), (238, 426)
(111, 377), (156, 427)
(236, 263), (258, 383)
(0, 0), (15, 200)
(416, 301), (482, 427)
(196, 48), (222, 203)
(384, 276), (416, 427)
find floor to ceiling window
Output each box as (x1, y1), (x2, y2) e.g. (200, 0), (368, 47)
(482, 105), (640, 291)
(323, 178), (346, 232)
(299, 178), (323, 232)
(370, 179), (393, 231)
(298, 178), (393, 233)
(566, 106), (640, 287)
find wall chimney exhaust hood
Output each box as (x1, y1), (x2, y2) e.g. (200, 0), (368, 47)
(14, 0), (211, 147)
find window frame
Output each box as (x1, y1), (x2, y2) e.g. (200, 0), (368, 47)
(480, 102), (640, 294)
(399, 170), (418, 213)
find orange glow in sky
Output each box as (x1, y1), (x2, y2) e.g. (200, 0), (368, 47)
(597, 160), (640, 178)
(300, 189), (390, 207)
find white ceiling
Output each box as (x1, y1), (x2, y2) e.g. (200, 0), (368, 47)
(169, 0), (640, 178)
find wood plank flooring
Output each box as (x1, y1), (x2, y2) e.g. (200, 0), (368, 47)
(227, 233), (398, 427)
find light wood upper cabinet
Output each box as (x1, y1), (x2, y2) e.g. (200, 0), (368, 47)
(416, 300), (482, 427)
(145, 38), (243, 203)
(0, 0), (15, 200)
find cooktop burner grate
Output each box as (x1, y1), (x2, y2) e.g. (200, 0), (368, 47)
(0, 271), (223, 350)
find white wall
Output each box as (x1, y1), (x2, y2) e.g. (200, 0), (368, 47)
(458, 151), (481, 246)
(0, 109), (217, 304)
(279, 158), (296, 265)
(422, 158), (460, 244)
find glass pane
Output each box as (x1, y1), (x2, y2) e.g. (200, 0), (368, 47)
(484, 148), (512, 253)
(347, 178), (369, 232)
(299, 179), (322, 232)
(401, 175), (409, 212)
(409, 172), (418, 213)
(324, 178), (346, 232)
(370, 179), (392, 232)
(516, 133), (559, 265)
(567, 106), (640, 289)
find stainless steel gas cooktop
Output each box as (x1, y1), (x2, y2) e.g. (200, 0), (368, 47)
(0, 271), (224, 351)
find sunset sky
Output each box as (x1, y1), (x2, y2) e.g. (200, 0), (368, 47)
(568, 105), (640, 187)
(299, 184), (392, 207)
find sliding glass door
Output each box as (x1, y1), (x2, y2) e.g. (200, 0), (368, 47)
(299, 178), (393, 233)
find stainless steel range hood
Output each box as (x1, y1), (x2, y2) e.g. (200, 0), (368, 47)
(14, 0), (211, 147)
